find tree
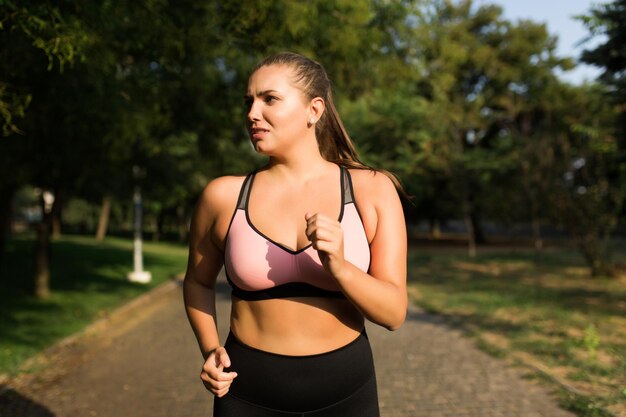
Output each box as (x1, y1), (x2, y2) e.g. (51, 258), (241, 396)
(0, 1), (91, 293)
(576, 0), (626, 275)
(343, 0), (571, 255)
(580, 0), (626, 106)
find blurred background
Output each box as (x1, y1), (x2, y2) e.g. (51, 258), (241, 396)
(1, 0), (625, 416)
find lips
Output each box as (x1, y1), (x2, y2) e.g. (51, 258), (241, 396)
(250, 127), (269, 139)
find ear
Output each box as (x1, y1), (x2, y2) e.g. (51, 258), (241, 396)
(308, 96), (325, 125)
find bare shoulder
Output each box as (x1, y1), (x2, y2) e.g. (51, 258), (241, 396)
(347, 168), (402, 242)
(193, 175), (247, 234)
(199, 175), (246, 212)
(348, 168), (399, 204)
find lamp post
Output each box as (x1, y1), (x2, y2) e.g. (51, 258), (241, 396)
(127, 165), (151, 283)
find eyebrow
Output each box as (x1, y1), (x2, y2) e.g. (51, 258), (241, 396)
(244, 89), (279, 100)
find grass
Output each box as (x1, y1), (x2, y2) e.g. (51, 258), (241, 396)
(0, 234), (188, 377)
(407, 242), (626, 417)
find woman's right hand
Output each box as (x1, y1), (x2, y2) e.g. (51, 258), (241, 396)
(200, 347), (238, 397)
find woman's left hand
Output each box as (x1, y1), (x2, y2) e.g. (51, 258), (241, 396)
(305, 212), (346, 279)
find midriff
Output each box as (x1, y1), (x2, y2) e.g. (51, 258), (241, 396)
(229, 296), (364, 355)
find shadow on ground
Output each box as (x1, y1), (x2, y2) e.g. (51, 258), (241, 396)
(0, 386), (54, 417)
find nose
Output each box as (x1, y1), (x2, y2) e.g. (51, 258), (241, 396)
(247, 99), (261, 123)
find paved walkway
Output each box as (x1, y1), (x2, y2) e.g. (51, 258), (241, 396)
(0, 274), (576, 417)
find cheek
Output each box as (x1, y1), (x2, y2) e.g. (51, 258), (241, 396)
(275, 107), (305, 130)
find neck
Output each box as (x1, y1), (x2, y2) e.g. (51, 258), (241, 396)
(266, 134), (333, 181)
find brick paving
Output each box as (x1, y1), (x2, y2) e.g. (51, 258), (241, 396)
(0, 274), (575, 417)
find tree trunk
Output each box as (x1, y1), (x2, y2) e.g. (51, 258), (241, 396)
(532, 217), (543, 257)
(96, 193), (112, 241)
(152, 207), (165, 242)
(151, 215), (160, 242)
(464, 209), (477, 258)
(34, 192), (52, 299)
(51, 189), (64, 239)
(430, 218), (442, 239)
(0, 185), (16, 266)
(462, 190), (479, 257)
(579, 235), (615, 277)
(469, 205), (487, 244)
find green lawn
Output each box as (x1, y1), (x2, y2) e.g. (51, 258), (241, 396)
(407, 243), (626, 417)
(0, 234), (188, 376)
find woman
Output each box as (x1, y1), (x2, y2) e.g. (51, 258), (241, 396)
(183, 52), (407, 416)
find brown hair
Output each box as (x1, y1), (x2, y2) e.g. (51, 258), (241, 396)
(252, 52), (408, 198)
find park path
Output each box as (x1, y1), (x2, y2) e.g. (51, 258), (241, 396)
(1, 273), (576, 417)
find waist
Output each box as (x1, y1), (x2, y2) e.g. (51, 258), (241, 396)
(230, 295), (364, 355)
(222, 328), (375, 412)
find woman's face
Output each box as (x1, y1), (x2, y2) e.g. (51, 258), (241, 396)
(245, 64), (311, 155)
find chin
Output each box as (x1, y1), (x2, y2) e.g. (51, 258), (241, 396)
(253, 141), (272, 155)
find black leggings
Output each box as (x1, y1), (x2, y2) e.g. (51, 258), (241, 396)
(213, 330), (379, 417)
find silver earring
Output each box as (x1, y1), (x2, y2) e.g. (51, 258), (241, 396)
(308, 117), (315, 126)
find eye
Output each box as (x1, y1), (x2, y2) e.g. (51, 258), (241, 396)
(244, 97), (253, 108)
(264, 96), (277, 104)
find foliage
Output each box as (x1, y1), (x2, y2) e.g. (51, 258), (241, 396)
(579, 0), (626, 100)
(0, 0), (91, 136)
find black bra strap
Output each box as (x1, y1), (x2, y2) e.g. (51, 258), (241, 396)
(342, 166), (355, 205)
(236, 172), (254, 210)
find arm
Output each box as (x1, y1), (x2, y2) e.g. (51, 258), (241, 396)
(183, 178), (239, 396)
(305, 171), (407, 330)
(182, 198), (222, 360)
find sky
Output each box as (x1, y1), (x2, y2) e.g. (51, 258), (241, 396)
(474, 0), (606, 84)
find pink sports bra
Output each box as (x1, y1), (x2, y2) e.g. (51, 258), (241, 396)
(223, 166), (371, 301)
